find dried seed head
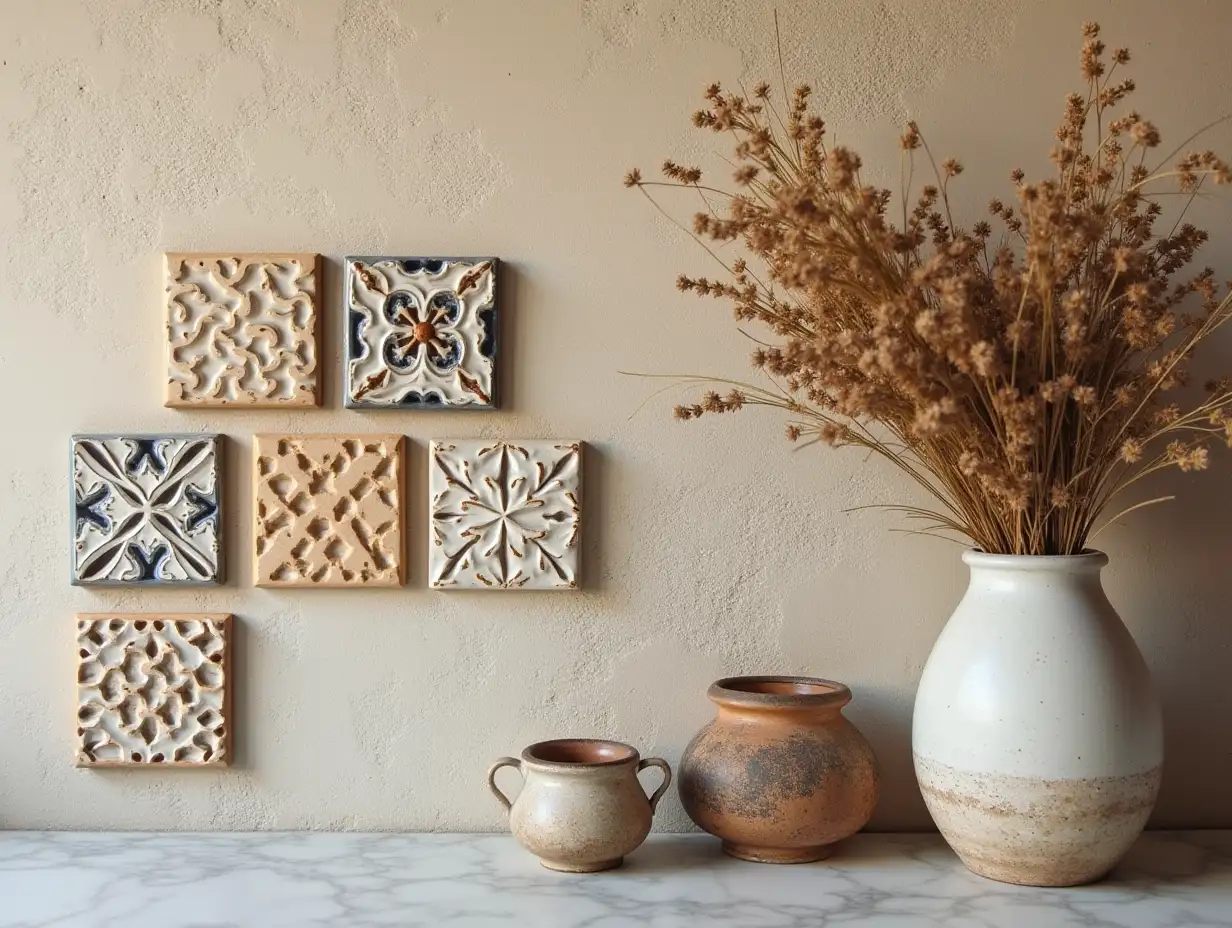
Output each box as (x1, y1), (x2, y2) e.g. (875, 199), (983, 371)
(629, 19), (1232, 555)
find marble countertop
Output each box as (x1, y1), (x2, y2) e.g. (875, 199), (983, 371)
(0, 831), (1228, 927)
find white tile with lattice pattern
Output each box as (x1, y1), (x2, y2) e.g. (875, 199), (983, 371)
(76, 613), (231, 767)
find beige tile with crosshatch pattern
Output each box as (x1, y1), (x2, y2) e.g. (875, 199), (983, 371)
(253, 435), (404, 587)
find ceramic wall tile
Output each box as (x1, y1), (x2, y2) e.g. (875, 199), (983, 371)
(253, 434), (404, 588)
(76, 613), (231, 767)
(166, 253), (320, 407)
(71, 435), (222, 585)
(429, 440), (581, 590)
(345, 257), (497, 409)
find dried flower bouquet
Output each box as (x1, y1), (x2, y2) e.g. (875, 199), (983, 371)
(627, 23), (1232, 555)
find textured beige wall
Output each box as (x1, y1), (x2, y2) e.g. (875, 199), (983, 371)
(2, 0), (1231, 831)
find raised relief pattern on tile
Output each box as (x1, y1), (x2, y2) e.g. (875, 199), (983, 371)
(166, 253), (319, 407)
(72, 435), (222, 585)
(76, 614), (231, 767)
(430, 440), (580, 590)
(254, 435), (403, 587)
(346, 257), (496, 409)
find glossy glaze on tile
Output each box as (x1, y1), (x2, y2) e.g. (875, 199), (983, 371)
(71, 435), (222, 585)
(345, 257), (496, 409)
(430, 440), (580, 590)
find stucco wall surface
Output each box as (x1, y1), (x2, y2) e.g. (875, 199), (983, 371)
(1, 0), (1231, 831)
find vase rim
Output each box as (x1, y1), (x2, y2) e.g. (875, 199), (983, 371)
(708, 675), (852, 710)
(521, 738), (639, 770)
(963, 548), (1109, 571)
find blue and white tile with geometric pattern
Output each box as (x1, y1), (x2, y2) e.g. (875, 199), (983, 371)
(70, 435), (222, 585)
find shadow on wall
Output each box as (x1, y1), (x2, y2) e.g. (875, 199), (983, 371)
(1109, 465), (1232, 829)
(845, 685), (932, 831)
(779, 538), (963, 833)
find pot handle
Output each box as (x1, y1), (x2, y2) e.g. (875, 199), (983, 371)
(487, 757), (523, 812)
(637, 757), (673, 814)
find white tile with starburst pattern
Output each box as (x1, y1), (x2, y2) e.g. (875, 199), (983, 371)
(429, 440), (581, 590)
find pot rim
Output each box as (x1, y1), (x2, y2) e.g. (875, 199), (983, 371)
(521, 738), (640, 770)
(963, 548), (1108, 571)
(708, 675), (852, 710)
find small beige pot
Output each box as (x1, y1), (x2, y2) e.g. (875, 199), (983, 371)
(488, 739), (672, 872)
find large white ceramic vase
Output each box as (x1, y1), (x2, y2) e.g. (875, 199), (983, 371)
(913, 550), (1162, 886)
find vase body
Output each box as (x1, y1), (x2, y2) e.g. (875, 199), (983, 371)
(488, 739), (672, 872)
(679, 676), (879, 863)
(913, 550), (1162, 886)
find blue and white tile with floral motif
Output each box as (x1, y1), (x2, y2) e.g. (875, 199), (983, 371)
(71, 435), (222, 585)
(345, 257), (497, 409)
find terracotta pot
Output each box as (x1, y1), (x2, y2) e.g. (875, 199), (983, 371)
(913, 550), (1162, 886)
(678, 676), (879, 863)
(488, 739), (672, 872)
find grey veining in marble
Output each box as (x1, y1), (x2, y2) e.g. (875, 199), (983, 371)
(0, 832), (1228, 927)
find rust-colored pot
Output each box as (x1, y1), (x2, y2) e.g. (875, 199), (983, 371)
(678, 676), (879, 863)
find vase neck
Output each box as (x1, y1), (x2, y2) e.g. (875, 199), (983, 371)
(964, 551), (1107, 593)
(716, 704), (843, 725)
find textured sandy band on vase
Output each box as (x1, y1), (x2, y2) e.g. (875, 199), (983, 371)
(914, 755), (1161, 886)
